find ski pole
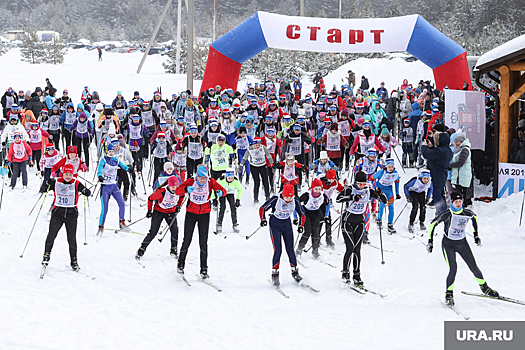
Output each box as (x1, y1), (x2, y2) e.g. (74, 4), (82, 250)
(158, 213), (180, 243)
(141, 167), (147, 194)
(28, 192), (44, 216)
(378, 221), (385, 265)
(20, 186), (50, 258)
(128, 174), (134, 222)
(77, 174), (96, 186)
(0, 170), (5, 211)
(304, 214), (341, 252)
(246, 226), (263, 240)
(393, 202), (409, 225)
(127, 216), (147, 228)
(83, 180), (88, 245)
(392, 147), (405, 173)
(519, 190), (525, 227)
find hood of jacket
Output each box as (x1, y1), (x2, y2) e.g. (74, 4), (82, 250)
(77, 103), (85, 112)
(370, 101), (382, 113)
(66, 102), (75, 110)
(454, 138), (471, 154)
(433, 131), (450, 148)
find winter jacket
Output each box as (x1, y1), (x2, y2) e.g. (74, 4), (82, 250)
(421, 131), (452, 189)
(449, 138), (472, 188)
(59, 102), (78, 132)
(510, 137), (525, 164)
(369, 101), (387, 134)
(360, 78), (370, 90)
(72, 118), (94, 139)
(175, 177), (226, 214)
(322, 130), (347, 159)
(45, 88), (57, 110)
(8, 139), (32, 163)
(239, 144), (273, 168)
(1, 120), (30, 146)
(408, 102), (422, 135)
(214, 176), (243, 199)
(112, 96), (128, 110)
(28, 127), (50, 151)
(148, 187), (184, 214)
(26, 95), (45, 119)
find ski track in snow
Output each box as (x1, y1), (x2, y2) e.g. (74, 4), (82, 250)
(0, 50), (523, 349)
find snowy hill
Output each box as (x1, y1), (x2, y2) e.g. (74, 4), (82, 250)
(0, 49), (524, 350)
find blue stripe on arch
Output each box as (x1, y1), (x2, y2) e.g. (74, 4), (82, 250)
(210, 12), (269, 64)
(406, 15), (465, 69)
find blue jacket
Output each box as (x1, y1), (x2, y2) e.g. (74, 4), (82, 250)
(97, 156), (129, 177)
(373, 169), (400, 195)
(421, 132), (452, 189)
(59, 102), (77, 131)
(408, 102), (422, 134)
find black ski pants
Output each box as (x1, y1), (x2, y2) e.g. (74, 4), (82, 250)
(251, 165), (270, 201)
(218, 194), (237, 226)
(409, 191), (426, 224)
(75, 137), (90, 167)
(442, 236), (484, 291)
(45, 207), (78, 259)
(186, 157), (203, 179)
(140, 210), (178, 251)
(178, 211), (210, 269)
(342, 212), (365, 274)
(298, 209), (323, 250)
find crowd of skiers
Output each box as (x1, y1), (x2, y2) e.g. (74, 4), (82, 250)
(0, 76), (499, 305)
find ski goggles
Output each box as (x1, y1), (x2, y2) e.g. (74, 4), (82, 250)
(420, 171), (430, 178)
(225, 171), (235, 178)
(216, 135), (226, 142)
(356, 181), (367, 186)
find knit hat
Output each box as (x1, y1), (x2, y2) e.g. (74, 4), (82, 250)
(253, 137), (262, 143)
(450, 192), (462, 202)
(282, 184), (294, 197)
(363, 121), (371, 128)
(63, 164), (75, 174)
(79, 112), (87, 120)
(367, 149), (377, 157)
(323, 118), (331, 123)
(454, 134), (466, 143)
(355, 171), (367, 183)
(197, 166), (208, 177)
(381, 126), (389, 136)
(107, 143), (115, 152)
(25, 90), (32, 96)
(403, 118), (410, 124)
(164, 162), (174, 171)
(385, 158), (395, 167)
(239, 126), (247, 134)
(13, 132), (21, 139)
(357, 118), (364, 124)
(310, 178), (323, 190)
(157, 131), (166, 139)
(67, 145), (77, 154)
(330, 122), (338, 131)
(108, 124), (116, 135)
(293, 123), (302, 130)
(168, 176), (180, 187)
(285, 152), (294, 161)
(341, 109), (349, 116)
(320, 151), (328, 159)
(189, 123), (198, 132)
(326, 169), (336, 180)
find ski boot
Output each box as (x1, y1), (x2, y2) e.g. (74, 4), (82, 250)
(408, 223), (414, 234)
(232, 224), (240, 233)
(70, 257), (80, 272)
(42, 252), (51, 266)
(119, 219), (131, 233)
(377, 219), (382, 229)
(445, 290), (454, 306)
(362, 231), (370, 245)
(271, 269), (280, 287)
(96, 225), (104, 237)
(200, 268), (209, 279)
(387, 223), (396, 235)
(253, 198), (259, 204)
(136, 247), (145, 260)
(326, 236), (335, 249)
(345, 164), (350, 172)
(419, 222), (427, 231)
(312, 248), (320, 259)
(170, 247), (178, 259)
(177, 265), (184, 274)
(372, 213), (377, 223)
(341, 270), (351, 283)
(291, 267), (303, 283)
(295, 244), (304, 257)
(123, 193), (128, 202)
(480, 282), (499, 298)
(216, 224), (222, 234)
(131, 187), (137, 196)
(353, 272), (364, 288)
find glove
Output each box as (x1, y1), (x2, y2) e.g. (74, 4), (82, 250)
(275, 163), (283, 170)
(345, 142), (350, 148)
(407, 196), (413, 203)
(474, 234), (481, 246)
(81, 188), (91, 197)
(1, 141), (5, 146)
(4, 161), (10, 167)
(260, 219), (267, 227)
(324, 217), (331, 225)
(146, 210), (153, 218)
(40, 171), (44, 177)
(297, 226), (304, 233)
(175, 206), (181, 214)
(316, 139), (322, 145)
(187, 185), (195, 193)
(235, 199), (240, 207)
(426, 240), (433, 253)
(48, 135), (53, 140)
(353, 194), (362, 201)
(98, 175), (104, 182)
(29, 160), (34, 166)
(396, 194), (401, 200)
(133, 141), (138, 147)
(293, 218), (299, 226)
(212, 199), (218, 207)
(426, 197), (433, 205)
(216, 190), (223, 197)
(80, 163), (87, 172)
(350, 154), (355, 161)
(236, 166), (242, 174)
(127, 167), (134, 174)
(302, 164), (307, 172)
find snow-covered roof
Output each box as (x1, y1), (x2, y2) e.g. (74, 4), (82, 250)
(475, 33), (525, 72)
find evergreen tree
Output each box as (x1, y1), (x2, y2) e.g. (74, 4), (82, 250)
(20, 31), (46, 64)
(45, 34), (68, 64)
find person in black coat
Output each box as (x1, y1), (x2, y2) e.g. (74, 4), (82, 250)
(359, 76), (370, 90)
(27, 94), (45, 119)
(421, 131), (452, 215)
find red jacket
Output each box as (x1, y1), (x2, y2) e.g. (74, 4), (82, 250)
(278, 161), (303, 186)
(28, 127), (50, 151)
(52, 156), (87, 176)
(350, 130), (386, 156)
(322, 131), (347, 159)
(261, 135), (282, 165)
(8, 140), (32, 163)
(175, 177), (226, 214)
(148, 187), (185, 214)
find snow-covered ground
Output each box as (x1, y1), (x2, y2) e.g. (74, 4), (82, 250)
(0, 49), (524, 350)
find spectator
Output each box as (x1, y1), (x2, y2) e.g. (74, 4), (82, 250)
(360, 76), (370, 90)
(376, 82), (388, 99)
(27, 90), (45, 120)
(449, 134), (473, 207)
(421, 131), (453, 214)
(510, 127), (525, 163)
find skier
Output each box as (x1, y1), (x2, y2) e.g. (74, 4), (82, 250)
(311, 151), (337, 177)
(51, 145), (88, 178)
(136, 176), (184, 260)
(40, 164), (91, 271)
(275, 153), (305, 194)
(28, 121), (50, 172)
(404, 169), (433, 233)
(238, 137), (274, 203)
(320, 169), (344, 247)
(175, 165), (226, 278)
(205, 134), (234, 180)
(113, 138), (134, 201)
(150, 131), (174, 186)
(427, 192), (499, 306)
(213, 167), (242, 234)
(259, 183), (306, 287)
(336, 171), (387, 286)
(350, 121), (385, 161)
(296, 178), (330, 259)
(181, 123), (204, 179)
(71, 112), (93, 169)
(7, 132), (32, 190)
(39, 142), (63, 189)
(128, 114), (150, 178)
(372, 158), (400, 234)
(400, 118), (414, 167)
(232, 126), (253, 184)
(96, 143), (132, 236)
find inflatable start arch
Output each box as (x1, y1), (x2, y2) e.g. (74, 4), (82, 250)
(200, 12), (471, 92)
